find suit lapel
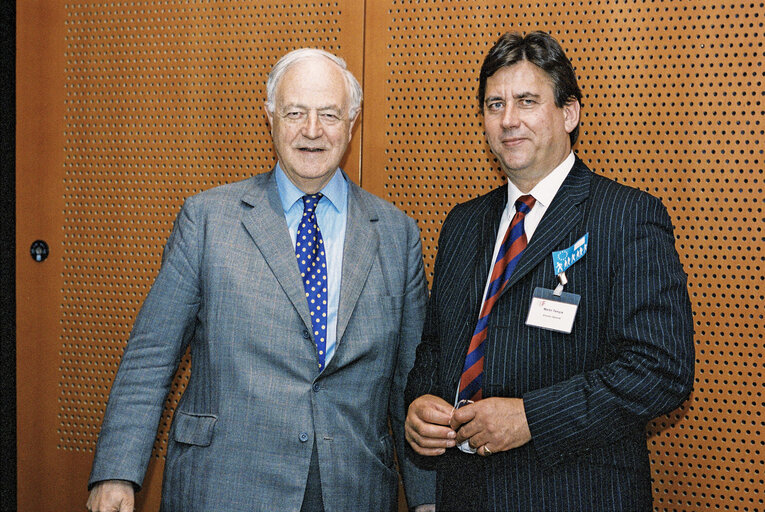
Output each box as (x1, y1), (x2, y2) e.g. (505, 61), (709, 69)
(471, 187), (507, 313)
(505, 159), (592, 289)
(240, 171), (314, 331)
(335, 182), (379, 344)
(443, 187), (507, 389)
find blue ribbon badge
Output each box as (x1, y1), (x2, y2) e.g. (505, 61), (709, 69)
(552, 233), (589, 276)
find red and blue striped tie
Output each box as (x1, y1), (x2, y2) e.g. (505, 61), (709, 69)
(458, 194), (536, 402)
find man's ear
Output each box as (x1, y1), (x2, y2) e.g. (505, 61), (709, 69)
(264, 103), (274, 130)
(563, 99), (580, 135)
(347, 109), (361, 142)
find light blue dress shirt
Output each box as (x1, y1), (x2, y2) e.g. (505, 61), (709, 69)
(275, 164), (347, 367)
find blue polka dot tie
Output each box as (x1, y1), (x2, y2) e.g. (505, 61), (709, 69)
(295, 193), (328, 371)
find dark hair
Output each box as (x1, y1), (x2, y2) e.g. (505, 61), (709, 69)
(478, 31), (583, 145)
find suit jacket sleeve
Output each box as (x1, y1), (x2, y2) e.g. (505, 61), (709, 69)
(88, 197), (202, 489)
(404, 207), (460, 407)
(392, 214), (436, 507)
(523, 190), (695, 463)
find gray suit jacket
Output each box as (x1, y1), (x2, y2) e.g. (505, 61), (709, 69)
(89, 170), (434, 511)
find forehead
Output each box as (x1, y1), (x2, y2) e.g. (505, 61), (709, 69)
(275, 57), (348, 107)
(485, 60), (554, 97)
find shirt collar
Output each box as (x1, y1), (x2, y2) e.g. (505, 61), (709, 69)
(274, 163), (347, 214)
(506, 151), (575, 209)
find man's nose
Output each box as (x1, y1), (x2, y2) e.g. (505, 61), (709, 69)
(301, 111), (322, 138)
(501, 105), (520, 129)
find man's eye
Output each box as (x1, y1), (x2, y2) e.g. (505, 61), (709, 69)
(321, 113), (340, 121)
(285, 111), (303, 119)
(487, 102), (504, 111)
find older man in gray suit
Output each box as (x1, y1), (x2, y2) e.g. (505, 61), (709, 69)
(86, 49), (435, 512)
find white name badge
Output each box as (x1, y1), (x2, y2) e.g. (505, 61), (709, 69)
(525, 287), (580, 334)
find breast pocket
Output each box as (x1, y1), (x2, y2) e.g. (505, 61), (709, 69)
(375, 294), (405, 340)
(343, 294), (405, 365)
(379, 294), (404, 317)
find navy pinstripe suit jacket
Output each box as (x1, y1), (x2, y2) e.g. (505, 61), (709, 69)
(406, 157), (695, 511)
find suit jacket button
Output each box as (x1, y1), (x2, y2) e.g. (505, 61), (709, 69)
(302, 330), (311, 339)
(299, 432), (309, 442)
(312, 382), (321, 392)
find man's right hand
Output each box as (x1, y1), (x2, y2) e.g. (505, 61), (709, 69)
(86, 480), (135, 512)
(405, 394), (458, 456)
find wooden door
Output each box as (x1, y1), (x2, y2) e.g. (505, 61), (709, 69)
(16, 2), (364, 510)
(360, 2), (765, 511)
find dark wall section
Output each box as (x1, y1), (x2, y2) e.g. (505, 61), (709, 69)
(0, 2), (16, 511)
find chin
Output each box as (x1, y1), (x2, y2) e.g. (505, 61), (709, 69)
(499, 160), (530, 173)
(297, 169), (333, 181)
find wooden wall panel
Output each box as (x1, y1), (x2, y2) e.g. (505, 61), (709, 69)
(362, 1), (764, 511)
(17, 2), (364, 511)
(16, 1), (763, 511)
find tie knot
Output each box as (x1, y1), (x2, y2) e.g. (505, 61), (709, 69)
(302, 193), (323, 214)
(515, 194), (536, 215)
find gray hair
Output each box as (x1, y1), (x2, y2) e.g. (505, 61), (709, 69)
(265, 48), (363, 118)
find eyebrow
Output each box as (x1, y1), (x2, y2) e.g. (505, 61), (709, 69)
(484, 92), (541, 104)
(279, 103), (343, 112)
(515, 92), (541, 100)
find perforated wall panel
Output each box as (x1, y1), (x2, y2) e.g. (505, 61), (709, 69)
(58, 0), (363, 460)
(17, 1), (763, 510)
(362, 1), (763, 510)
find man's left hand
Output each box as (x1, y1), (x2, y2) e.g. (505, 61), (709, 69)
(449, 397), (531, 456)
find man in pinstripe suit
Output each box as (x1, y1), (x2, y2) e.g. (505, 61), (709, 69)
(405, 31), (694, 511)
(87, 49), (435, 512)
